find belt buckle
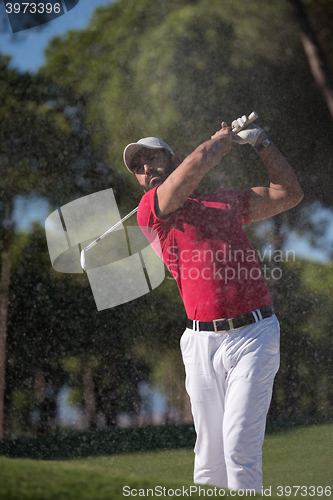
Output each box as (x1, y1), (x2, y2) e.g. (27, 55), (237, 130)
(213, 318), (234, 333)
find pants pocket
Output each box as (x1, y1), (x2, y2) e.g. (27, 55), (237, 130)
(180, 329), (219, 403)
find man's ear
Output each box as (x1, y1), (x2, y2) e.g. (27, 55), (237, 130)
(172, 154), (182, 168)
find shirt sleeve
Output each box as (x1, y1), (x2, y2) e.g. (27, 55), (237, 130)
(137, 187), (173, 258)
(137, 186), (173, 229)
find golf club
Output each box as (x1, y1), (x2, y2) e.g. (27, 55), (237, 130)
(80, 206), (138, 271)
(80, 112), (259, 271)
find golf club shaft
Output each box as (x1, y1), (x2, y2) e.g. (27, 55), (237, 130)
(80, 206), (138, 270)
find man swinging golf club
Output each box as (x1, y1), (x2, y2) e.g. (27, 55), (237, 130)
(123, 115), (303, 493)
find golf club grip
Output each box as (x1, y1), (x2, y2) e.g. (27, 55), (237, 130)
(230, 111), (258, 133)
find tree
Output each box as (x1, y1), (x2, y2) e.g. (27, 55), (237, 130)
(3, 0), (333, 433)
(39, 0), (333, 421)
(0, 55), (124, 437)
(270, 258), (333, 417)
(6, 224), (153, 434)
(288, 0), (333, 119)
(41, 0), (333, 207)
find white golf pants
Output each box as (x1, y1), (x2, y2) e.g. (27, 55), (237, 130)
(180, 315), (280, 492)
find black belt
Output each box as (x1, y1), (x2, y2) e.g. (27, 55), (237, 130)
(187, 305), (274, 333)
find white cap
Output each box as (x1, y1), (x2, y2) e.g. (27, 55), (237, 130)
(123, 137), (174, 173)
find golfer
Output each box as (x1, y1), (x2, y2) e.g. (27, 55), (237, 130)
(123, 116), (303, 492)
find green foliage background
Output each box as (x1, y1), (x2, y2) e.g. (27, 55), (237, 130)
(41, 0), (333, 205)
(1, 0), (333, 436)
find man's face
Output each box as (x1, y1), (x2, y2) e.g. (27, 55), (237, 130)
(131, 148), (177, 193)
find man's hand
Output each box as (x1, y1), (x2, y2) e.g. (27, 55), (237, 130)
(210, 125), (232, 150)
(210, 115), (303, 223)
(231, 115), (265, 146)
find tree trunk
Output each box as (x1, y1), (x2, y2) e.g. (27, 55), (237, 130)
(181, 390), (193, 424)
(0, 250), (11, 440)
(267, 215), (285, 418)
(177, 361), (192, 424)
(83, 366), (96, 429)
(35, 369), (46, 434)
(268, 215), (286, 312)
(288, 0), (333, 119)
(35, 369), (46, 405)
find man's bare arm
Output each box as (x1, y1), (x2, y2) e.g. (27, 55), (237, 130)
(249, 133), (304, 222)
(156, 128), (232, 217)
(230, 116), (303, 222)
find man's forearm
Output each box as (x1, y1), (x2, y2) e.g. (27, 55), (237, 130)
(256, 133), (304, 202)
(248, 133), (303, 222)
(195, 135), (232, 170)
(156, 131), (232, 217)
(172, 133), (232, 185)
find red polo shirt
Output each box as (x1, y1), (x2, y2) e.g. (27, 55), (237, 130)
(137, 186), (272, 321)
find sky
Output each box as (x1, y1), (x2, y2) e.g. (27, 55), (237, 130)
(1, 0), (332, 263)
(0, 0), (113, 73)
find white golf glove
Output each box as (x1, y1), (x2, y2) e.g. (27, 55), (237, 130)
(232, 115), (264, 146)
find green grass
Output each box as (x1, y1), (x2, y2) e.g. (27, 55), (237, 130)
(74, 447), (194, 482)
(0, 423), (332, 499)
(0, 455), (231, 500)
(262, 424), (333, 490)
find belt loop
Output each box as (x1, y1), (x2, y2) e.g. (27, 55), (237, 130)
(256, 308), (263, 321)
(194, 320), (198, 332)
(252, 310), (259, 322)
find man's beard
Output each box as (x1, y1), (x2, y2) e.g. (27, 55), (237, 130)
(144, 157), (176, 192)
